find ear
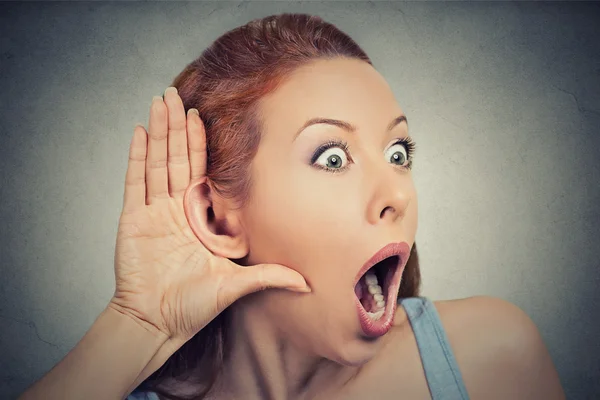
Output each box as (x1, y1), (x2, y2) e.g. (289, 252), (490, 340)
(183, 177), (249, 260)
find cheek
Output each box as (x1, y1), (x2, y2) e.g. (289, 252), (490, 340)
(406, 182), (419, 233)
(242, 168), (361, 271)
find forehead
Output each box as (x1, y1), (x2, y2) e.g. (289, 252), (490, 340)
(258, 58), (403, 138)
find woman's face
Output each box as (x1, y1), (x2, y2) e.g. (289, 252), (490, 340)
(239, 57), (418, 365)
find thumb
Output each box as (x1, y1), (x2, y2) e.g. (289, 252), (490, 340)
(225, 263), (311, 302)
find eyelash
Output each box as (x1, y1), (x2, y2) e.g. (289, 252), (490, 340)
(310, 137), (417, 173)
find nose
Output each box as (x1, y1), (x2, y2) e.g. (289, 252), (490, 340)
(365, 165), (411, 225)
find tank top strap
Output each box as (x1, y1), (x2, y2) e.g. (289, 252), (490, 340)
(399, 297), (470, 400)
(127, 390), (159, 400)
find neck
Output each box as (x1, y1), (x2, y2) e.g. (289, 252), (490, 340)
(214, 292), (360, 400)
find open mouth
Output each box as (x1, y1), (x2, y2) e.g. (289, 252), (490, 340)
(352, 242), (410, 338)
(354, 255), (399, 320)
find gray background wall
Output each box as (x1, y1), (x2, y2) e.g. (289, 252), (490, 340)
(1, 1), (598, 399)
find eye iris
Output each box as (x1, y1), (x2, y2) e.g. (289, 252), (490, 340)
(327, 155), (342, 168)
(391, 151), (405, 165)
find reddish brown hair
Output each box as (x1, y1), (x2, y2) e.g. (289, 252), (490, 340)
(135, 13), (421, 400)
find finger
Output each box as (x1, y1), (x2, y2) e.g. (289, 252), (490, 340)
(122, 124), (148, 214)
(186, 108), (207, 181)
(163, 87), (190, 198)
(222, 263), (311, 305)
(146, 96), (170, 204)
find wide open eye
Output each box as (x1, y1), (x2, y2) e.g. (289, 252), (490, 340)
(385, 136), (417, 169)
(310, 139), (352, 173)
(314, 147), (349, 170)
(384, 143), (408, 166)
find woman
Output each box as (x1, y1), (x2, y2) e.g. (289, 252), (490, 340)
(20, 13), (564, 400)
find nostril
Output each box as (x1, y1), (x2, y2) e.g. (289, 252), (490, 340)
(380, 206), (395, 219)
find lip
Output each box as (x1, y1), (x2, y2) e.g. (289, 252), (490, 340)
(353, 242), (410, 289)
(353, 242), (410, 338)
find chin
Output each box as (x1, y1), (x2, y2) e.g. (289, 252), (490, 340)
(333, 354), (375, 368)
(323, 335), (383, 367)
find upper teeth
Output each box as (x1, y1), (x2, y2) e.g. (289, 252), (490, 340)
(364, 272), (386, 310)
(368, 285), (382, 295)
(365, 273), (378, 285)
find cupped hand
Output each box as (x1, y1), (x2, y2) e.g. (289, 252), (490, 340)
(109, 87), (310, 344)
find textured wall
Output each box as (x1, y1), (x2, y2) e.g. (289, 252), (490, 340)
(1, 2), (598, 399)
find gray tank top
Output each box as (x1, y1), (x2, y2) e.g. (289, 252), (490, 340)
(127, 297), (469, 400)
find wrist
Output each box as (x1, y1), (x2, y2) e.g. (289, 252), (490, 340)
(106, 300), (169, 342)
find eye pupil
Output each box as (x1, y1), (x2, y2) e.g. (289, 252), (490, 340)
(327, 155), (341, 168)
(391, 151), (405, 165)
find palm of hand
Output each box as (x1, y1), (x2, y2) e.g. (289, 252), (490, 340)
(110, 88), (309, 344)
(114, 198), (221, 340)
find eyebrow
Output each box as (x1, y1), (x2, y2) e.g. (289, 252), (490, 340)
(293, 115), (408, 141)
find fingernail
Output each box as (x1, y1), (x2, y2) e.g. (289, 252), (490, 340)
(152, 95), (163, 103)
(165, 86), (178, 95)
(188, 108), (199, 116)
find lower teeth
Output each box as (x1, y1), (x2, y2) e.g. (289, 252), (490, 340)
(366, 309), (384, 320)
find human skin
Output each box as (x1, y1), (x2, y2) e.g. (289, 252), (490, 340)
(18, 55), (563, 400)
(230, 57), (417, 360)
(186, 57), (565, 399)
(187, 56), (418, 397)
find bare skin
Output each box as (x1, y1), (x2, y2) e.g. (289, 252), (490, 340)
(205, 299), (564, 400)
(20, 58), (563, 400)
(19, 86), (312, 400)
(181, 58), (565, 399)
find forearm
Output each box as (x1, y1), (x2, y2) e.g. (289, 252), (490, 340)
(19, 304), (172, 400)
(125, 334), (190, 396)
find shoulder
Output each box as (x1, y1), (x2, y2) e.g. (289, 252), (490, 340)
(433, 296), (537, 348)
(432, 296), (565, 400)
